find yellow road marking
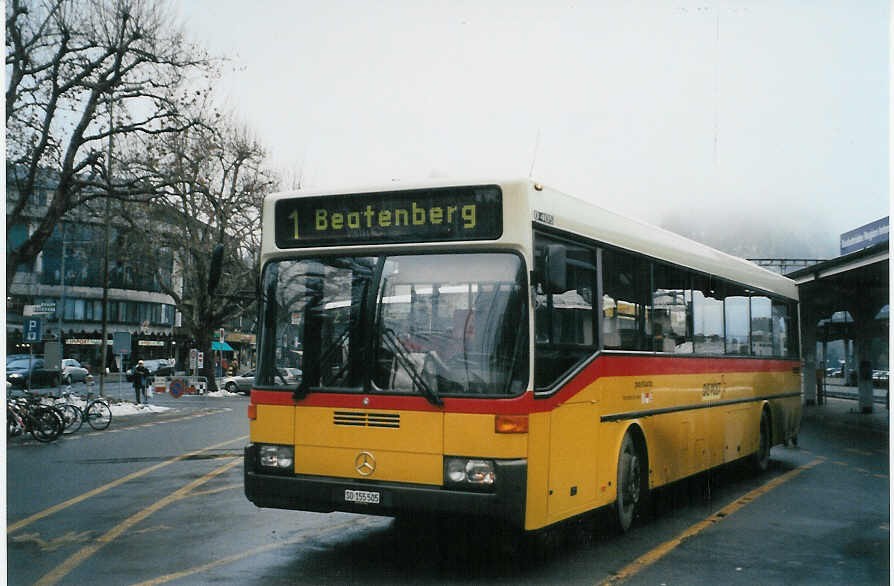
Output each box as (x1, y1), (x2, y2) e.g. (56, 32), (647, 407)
(599, 457), (825, 585)
(185, 483), (242, 498)
(9, 530), (95, 552)
(36, 457), (242, 586)
(7, 435), (247, 534)
(130, 518), (380, 586)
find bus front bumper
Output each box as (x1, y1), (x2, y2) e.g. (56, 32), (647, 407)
(244, 445), (527, 528)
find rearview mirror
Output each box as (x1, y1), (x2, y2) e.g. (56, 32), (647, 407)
(545, 244), (567, 293)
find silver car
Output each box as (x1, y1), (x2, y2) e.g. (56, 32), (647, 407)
(61, 358), (90, 384)
(221, 369), (257, 394)
(221, 368), (300, 394)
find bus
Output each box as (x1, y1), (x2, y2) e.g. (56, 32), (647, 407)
(244, 179), (801, 534)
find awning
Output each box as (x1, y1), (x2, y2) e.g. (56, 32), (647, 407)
(212, 341), (234, 352)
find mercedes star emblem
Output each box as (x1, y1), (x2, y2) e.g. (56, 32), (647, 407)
(354, 451), (376, 476)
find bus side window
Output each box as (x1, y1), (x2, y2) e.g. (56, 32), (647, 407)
(601, 248), (651, 351)
(533, 233), (597, 390)
(724, 285), (751, 356)
(651, 262), (692, 354)
(692, 276), (725, 355)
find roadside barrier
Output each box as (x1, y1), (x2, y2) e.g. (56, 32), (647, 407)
(148, 376), (208, 396)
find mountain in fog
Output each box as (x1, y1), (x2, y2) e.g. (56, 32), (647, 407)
(658, 208), (840, 261)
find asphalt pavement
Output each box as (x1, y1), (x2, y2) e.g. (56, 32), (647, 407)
(803, 389), (889, 437)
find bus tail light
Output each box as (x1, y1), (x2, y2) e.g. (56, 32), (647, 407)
(247, 403), (257, 420)
(495, 414), (528, 434)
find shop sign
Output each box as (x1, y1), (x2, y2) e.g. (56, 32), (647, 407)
(24, 303), (56, 316)
(113, 331), (132, 355)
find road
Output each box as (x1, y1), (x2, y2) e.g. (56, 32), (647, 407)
(7, 393), (889, 585)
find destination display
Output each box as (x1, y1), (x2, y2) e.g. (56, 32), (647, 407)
(274, 185), (503, 248)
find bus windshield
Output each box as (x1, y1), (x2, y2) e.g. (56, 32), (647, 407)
(257, 253), (529, 399)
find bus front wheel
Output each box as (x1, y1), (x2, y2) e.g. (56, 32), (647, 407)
(615, 431), (647, 533)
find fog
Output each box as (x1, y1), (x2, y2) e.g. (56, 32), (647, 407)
(176, 1), (889, 260)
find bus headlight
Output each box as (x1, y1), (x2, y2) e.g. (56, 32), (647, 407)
(444, 457), (495, 487)
(258, 445), (294, 469)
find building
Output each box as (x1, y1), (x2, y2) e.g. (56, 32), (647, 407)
(6, 165), (258, 375)
(6, 166), (178, 372)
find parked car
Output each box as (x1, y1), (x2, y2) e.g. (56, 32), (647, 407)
(221, 367), (300, 395)
(6, 357), (61, 389)
(125, 358), (175, 382)
(221, 369), (256, 394)
(61, 358), (90, 384)
(872, 370), (889, 388)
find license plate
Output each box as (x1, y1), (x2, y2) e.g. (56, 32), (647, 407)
(344, 489), (380, 504)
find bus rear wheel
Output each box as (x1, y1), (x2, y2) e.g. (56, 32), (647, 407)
(615, 431), (647, 533)
(750, 409), (771, 473)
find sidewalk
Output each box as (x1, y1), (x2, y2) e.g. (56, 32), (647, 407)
(801, 396), (889, 436)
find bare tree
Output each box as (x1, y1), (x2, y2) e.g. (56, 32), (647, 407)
(119, 116), (277, 391)
(5, 0), (214, 287)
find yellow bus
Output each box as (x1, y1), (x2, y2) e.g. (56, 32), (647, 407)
(244, 179), (801, 533)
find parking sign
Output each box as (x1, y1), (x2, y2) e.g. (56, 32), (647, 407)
(23, 318), (42, 342)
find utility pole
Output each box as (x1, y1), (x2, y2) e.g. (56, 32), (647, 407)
(99, 95), (113, 398)
(58, 222), (66, 342)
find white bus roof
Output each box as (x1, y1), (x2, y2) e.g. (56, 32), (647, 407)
(524, 180), (799, 300)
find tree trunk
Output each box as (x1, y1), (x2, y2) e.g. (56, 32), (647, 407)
(197, 336), (218, 393)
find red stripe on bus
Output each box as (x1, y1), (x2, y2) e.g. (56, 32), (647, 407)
(250, 354), (798, 415)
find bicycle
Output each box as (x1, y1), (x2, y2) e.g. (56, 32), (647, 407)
(52, 388), (112, 431)
(7, 393), (64, 442)
(83, 395), (112, 430)
(48, 390), (84, 434)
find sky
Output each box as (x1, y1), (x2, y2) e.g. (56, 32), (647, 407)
(174, 0), (889, 258)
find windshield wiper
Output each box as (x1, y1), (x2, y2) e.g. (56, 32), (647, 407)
(382, 328), (442, 407)
(294, 328), (351, 401)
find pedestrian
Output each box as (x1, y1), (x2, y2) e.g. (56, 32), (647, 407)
(133, 360), (150, 405)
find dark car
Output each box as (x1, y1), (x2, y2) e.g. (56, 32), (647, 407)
(61, 358), (90, 384)
(6, 357), (61, 389)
